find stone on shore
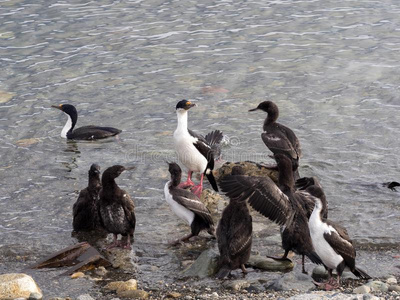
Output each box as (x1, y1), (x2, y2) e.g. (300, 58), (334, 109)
(0, 273), (42, 300)
(222, 280), (250, 291)
(353, 285), (371, 294)
(247, 254), (294, 271)
(76, 294), (95, 300)
(180, 248), (219, 278)
(365, 280), (389, 292)
(105, 279), (138, 293)
(266, 272), (315, 292)
(116, 289), (149, 299)
(288, 291), (380, 299)
(215, 161), (278, 182)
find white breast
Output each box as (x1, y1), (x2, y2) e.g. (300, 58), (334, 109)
(61, 114), (73, 138)
(173, 130), (207, 173)
(309, 211), (343, 270)
(164, 181), (195, 226)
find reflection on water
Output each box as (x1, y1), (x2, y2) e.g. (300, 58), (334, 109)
(1, 0), (399, 297)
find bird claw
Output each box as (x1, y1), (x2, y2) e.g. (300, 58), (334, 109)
(191, 185), (203, 197)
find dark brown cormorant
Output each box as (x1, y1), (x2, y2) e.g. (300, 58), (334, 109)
(51, 104), (121, 140)
(216, 166), (252, 279)
(164, 162), (215, 245)
(309, 197), (371, 289)
(249, 101), (301, 179)
(384, 181), (400, 191)
(219, 154), (323, 274)
(173, 100), (223, 197)
(98, 165), (135, 249)
(72, 164), (102, 232)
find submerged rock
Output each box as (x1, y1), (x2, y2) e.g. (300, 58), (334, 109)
(266, 272), (315, 292)
(0, 273), (42, 299)
(180, 248), (219, 278)
(247, 254), (294, 272)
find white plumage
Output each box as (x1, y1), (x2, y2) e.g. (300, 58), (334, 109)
(164, 181), (195, 225)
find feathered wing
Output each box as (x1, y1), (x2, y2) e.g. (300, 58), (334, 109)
(323, 229), (356, 269)
(219, 175), (290, 226)
(72, 190), (88, 218)
(228, 214), (252, 256)
(71, 126), (121, 140)
(171, 188), (214, 226)
(120, 190), (136, 233)
(279, 124), (302, 158)
(204, 130), (223, 159)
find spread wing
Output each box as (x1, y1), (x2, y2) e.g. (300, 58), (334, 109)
(120, 190), (136, 230)
(188, 129), (215, 167)
(171, 188), (214, 225)
(323, 227), (356, 266)
(219, 175), (290, 226)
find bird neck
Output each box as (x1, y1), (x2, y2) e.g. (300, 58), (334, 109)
(88, 174), (101, 191)
(264, 109), (279, 127)
(61, 114), (76, 138)
(176, 110), (188, 132)
(310, 198), (323, 222)
(170, 174), (182, 187)
(277, 160), (295, 191)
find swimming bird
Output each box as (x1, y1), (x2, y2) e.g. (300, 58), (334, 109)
(249, 101), (301, 179)
(72, 164), (102, 232)
(98, 165), (135, 249)
(216, 166), (252, 279)
(173, 100), (223, 197)
(309, 197), (371, 290)
(51, 104), (121, 140)
(164, 162), (215, 245)
(219, 153), (323, 274)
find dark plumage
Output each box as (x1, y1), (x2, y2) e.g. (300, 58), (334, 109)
(296, 176), (328, 219)
(72, 164), (102, 232)
(219, 154), (324, 274)
(164, 162), (215, 245)
(216, 166), (252, 279)
(309, 197), (371, 289)
(249, 101), (301, 179)
(98, 165), (135, 249)
(384, 181), (400, 191)
(51, 104), (121, 140)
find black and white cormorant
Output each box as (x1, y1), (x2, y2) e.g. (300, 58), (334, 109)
(249, 101), (301, 179)
(216, 166), (252, 279)
(173, 100), (223, 197)
(164, 162), (215, 245)
(72, 164), (102, 232)
(309, 197), (371, 289)
(219, 153), (323, 274)
(98, 165), (135, 249)
(51, 104), (122, 140)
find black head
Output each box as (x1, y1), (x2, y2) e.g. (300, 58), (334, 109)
(168, 162), (182, 186)
(102, 165), (135, 182)
(89, 163), (101, 176)
(176, 100), (196, 111)
(52, 104), (78, 117)
(249, 101), (278, 113)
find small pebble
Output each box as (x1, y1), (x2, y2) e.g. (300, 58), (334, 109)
(386, 277), (397, 285)
(28, 292), (43, 300)
(70, 272), (85, 279)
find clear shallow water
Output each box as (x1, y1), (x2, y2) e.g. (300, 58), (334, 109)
(1, 0), (399, 297)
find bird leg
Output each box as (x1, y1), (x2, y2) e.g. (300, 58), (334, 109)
(191, 174), (204, 197)
(241, 264), (248, 275)
(267, 250), (292, 262)
(178, 171), (195, 189)
(313, 269), (340, 290)
(106, 234), (121, 249)
(301, 255), (307, 274)
(122, 235), (132, 250)
(169, 233), (194, 246)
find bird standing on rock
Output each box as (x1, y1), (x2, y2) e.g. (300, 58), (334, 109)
(249, 101), (301, 179)
(98, 165), (136, 250)
(164, 162), (215, 245)
(173, 99), (223, 197)
(72, 163), (102, 232)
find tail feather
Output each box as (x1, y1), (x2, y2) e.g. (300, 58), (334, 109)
(216, 266), (230, 279)
(353, 266), (371, 279)
(307, 251), (323, 265)
(206, 172), (219, 192)
(205, 130), (223, 146)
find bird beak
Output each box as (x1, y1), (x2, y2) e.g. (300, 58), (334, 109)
(248, 107), (258, 112)
(186, 102), (196, 109)
(125, 166), (136, 171)
(51, 104), (63, 111)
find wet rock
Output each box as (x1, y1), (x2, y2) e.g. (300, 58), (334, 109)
(116, 289), (149, 299)
(200, 189), (223, 212)
(105, 279), (138, 293)
(76, 295), (95, 300)
(180, 248), (219, 278)
(222, 280), (250, 291)
(215, 161), (278, 183)
(267, 272), (315, 292)
(105, 248), (138, 271)
(386, 276), (397, 285)
(70, 272), (85, 279)
(94, 266), (108, 276)
(247, 254), (294, 271)
(245, 283), (265, 293)
(353, 285), (371, 294)
(28, 292), (43, 300)
(0, 273), (42, 299)
(311, 266), (329, 281)
(166, 291), (181, 298)
(389, 285), (400, 292)
(365, 280), (388, 292)
(15, 138), (41, 147)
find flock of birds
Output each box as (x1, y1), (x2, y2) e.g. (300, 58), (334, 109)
(53, 100), (372, 290)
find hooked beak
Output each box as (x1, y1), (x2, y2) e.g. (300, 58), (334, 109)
(124, 166), (136, 171)
(51, 104), (63, 111)
(248, 107), (258, 112)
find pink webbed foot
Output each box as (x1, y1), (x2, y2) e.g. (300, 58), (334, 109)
(191, 185), (203, 197)
(178, 180), (195, 189)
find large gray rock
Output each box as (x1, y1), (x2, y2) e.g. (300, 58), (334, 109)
(288, 292), (380, 300)
(247, 254), (294, 271)
(180, 248), (219, 278)
(353, 285), (371, 294)
(365, 280), (388, 292)
(266, 272), (315, 292)
(215, 161), (278, 183)
(311, 266), (329, 281)
(0, 273), (42, 300)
